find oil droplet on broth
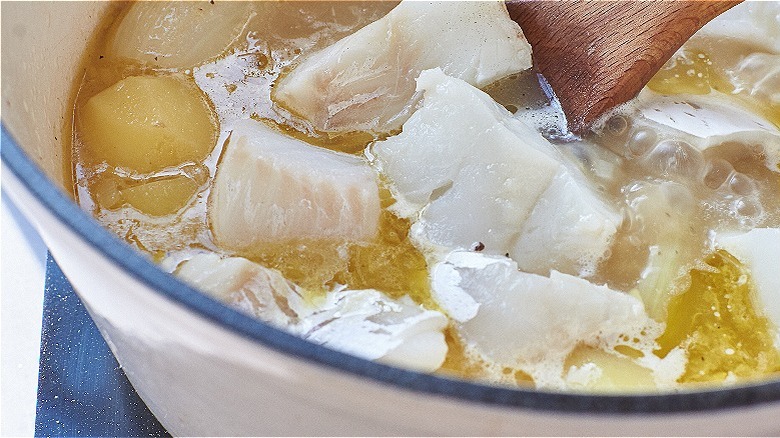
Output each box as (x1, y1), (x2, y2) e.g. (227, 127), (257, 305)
(647, 49), (735, 96)
(333, 186), (436, 309)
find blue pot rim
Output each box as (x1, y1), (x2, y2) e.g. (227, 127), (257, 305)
(3, 124), (780, 415)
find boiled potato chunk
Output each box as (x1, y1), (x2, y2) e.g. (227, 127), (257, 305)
(110, 2), (255, 69)
(564, 346), (657, 393)
(79, 75), (218, 173)
(121, 176), (199, 217)
(91, 174), (199, 217)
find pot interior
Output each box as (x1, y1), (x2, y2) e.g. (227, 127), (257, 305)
(1, 1), (113, 192)
(3, 3), (780, 420)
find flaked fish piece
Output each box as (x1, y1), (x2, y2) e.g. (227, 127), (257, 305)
(431, 251), (668, 389)
(301, 289), (449, 373)
(173, 253), (308, 329)
(172, 253), (448, 372)
(512, 167), (622, 277)
(209, 119), (381, 251)
(274, 0), (532, 135)
(716, 228), (780, 348)
(374, 68), (620, 277)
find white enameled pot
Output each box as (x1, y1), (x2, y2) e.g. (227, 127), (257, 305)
(3, 2), (780, 436)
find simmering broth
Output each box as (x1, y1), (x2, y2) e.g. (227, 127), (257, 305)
(71, 1), (780, 391)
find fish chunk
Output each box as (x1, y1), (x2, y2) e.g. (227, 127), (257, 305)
(209, 119), (381, 251)
(716, 228), (780, 348)
(374, 69), (620, 277)
(274, 0), (532, 134)
(173, 253), (308, 329)
(431, 251), (664, 388)
(301, 289), (449, 372)
(512, 167), (622, 277)
(172, 253), (448, 372)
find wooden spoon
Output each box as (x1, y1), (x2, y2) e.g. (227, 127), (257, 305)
(505, 0), (741, 135)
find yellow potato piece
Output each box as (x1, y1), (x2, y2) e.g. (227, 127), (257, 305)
(79, 75), (217, 173)
(121, 176), (200, 216)
(110, 2), (255, 69)
(565, 346), (656, 393)
(92, 175), (199, 217)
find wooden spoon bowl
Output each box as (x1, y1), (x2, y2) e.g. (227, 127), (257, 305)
(505, 1), (741, 135)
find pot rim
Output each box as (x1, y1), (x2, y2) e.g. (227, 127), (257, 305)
(3, 124), (780, 415)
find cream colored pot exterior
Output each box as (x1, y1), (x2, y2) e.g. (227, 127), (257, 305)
(3, 2), (780, 435)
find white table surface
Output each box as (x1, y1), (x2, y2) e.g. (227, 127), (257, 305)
(1, 187), (48, 437)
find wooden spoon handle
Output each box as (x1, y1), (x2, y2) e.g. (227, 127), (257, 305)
(506, 0), (741, 134)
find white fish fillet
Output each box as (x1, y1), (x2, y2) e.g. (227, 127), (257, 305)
(173, 253), (308, 329)
(431, 251), (662, 389)
(173, 253), (448, 372)
(512, 167), (622, 277)
(209, 119), (381, 251)
(274, 0), (532, 134)
(301, 289), (449, 372)
(716, 228), (780, 348)
(374, 69), (620, 277)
